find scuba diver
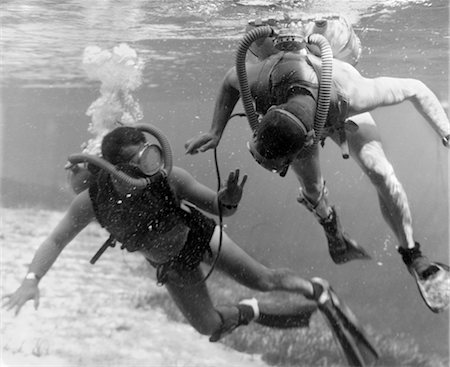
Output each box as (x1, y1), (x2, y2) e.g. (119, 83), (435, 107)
(184, 15), (450, 313)
(3, 125), (378, 366)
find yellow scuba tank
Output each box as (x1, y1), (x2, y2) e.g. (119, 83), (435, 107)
(303, 15), (362, 66)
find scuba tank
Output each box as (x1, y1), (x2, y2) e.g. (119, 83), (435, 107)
(65, 123), (173, 194)
(247, 15), (362, 66)
(303, 15), (362, 66)
(237, 18), (333, 153)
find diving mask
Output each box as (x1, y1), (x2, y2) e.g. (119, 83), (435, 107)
(247, 140), (291, 177)
(246, 103), (316, 177)
(133, 142), (164, 176)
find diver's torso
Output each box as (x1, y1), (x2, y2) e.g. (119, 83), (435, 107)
(252, 52), (348, 126)
(89, 167), (190, 263)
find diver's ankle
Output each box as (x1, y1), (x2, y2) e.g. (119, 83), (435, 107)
(307, 278), (330, 304)
(398, 242), (439, 279)
(315, 204), (332, 221)
(398, 242), (422, 267)
(238, 298), (260, 322)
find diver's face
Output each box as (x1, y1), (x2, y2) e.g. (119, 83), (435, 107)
(247, 140), (293, 177)
(121, 143), (144, 166)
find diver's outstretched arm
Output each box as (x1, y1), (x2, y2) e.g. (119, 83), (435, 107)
(347, 74), (450, 145)
(210, 68), (241, 137)
(185, 68), (241, 154)
(2, 191), (94, 315)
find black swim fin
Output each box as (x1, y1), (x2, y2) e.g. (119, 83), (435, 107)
(412, 262), (450, 313)
(320, 206), (371, 264)
(256, 302), (318, 329)
(312, 278), (379, 367)
(210, 299), (318, 342)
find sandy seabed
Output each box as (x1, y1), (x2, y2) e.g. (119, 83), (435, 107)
(1, 207), (267, 367)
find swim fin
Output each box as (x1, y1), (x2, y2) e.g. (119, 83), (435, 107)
(256, 302), (318, 329)
(210, 299), (318, 342)
(411, 262), (450, 313)
(320, 206), (371, 264)
(312, 278), (379, 367)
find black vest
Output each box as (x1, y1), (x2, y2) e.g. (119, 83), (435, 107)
(89, 167), (188, 252)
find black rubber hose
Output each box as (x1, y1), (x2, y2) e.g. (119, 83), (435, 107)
(235, 25), (274, 133)
(67, 123), (173, 190)
(304, 34), (333, 152)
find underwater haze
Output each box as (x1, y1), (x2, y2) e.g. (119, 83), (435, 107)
(1, 0), (449, 363)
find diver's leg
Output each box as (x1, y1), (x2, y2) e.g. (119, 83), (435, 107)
(208, 226), (315, 296)
(291, 147), (371, 264)
(345, 113), (449, 312)
(207, 230), (378, 352)
(341, 112), (414, 249)
(206, 228), (322, 333)
(291, 144), (331, 219)
(165, 267), (256, 340)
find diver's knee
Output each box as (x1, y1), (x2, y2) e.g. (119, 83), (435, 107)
(241, 268), (280, 292)
(366, 164), (400, 191)
(367, 167), (391, 187)
(254, 268), (295, 292)
(250, 272), (275, 292)
(302, 181), (326, 202)
(359, 146), (395, 187)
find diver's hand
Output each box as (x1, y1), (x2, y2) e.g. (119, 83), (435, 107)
(185, 133), (220, 155)
(218, 169), (248, 208)
(2, 280), (40, 316)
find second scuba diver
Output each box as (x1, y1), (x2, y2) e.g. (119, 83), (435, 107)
(3, 125), (378, 366)
(184, 15), (450, 313)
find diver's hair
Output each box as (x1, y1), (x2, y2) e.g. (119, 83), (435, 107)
(256, 95), (315, 159)
(101, 126), (145, 164)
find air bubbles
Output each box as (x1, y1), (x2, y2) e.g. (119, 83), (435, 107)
(81, 44), (144, 155)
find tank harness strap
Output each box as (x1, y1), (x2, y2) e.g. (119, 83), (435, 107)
(304, 55), (358, 159)
(319, 97), (359, 159)
(155, 261), (175, 286)
(254, 52), (285, 115)
(297, 181), (329, 221)
(90, 234), (117, 265)
(334, 98), (351, 159)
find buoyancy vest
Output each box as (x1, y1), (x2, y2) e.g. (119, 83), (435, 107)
(89, 165), (190, 254)
(253, 51), (349, 130)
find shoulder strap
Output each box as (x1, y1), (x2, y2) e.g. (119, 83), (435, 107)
(90, 234), (117, 265)
(254, 52), (284, 114)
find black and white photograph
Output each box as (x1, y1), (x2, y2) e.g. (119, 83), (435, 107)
(1, 1), (449, 366)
